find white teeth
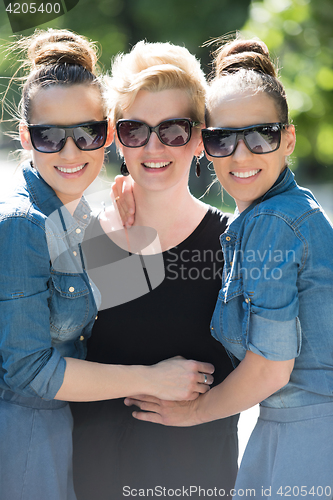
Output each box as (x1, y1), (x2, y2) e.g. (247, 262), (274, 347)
(143, 162), (170, 169)
(231, 169), (260, 178)
(56, 164), (86, 173)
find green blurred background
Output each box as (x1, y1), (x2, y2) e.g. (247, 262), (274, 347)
(0, 0), (332, 213)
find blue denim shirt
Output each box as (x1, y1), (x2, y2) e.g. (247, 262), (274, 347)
(0, 162), (99, 400)
(211, 167), (333, 408)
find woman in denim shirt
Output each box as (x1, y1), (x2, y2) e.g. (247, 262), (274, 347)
(0, 29), (213, 500)
(127, 38), (333, 496)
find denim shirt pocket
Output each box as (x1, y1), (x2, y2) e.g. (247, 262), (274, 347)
(49, 271), (90, 341)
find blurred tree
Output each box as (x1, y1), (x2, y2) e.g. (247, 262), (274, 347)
(240, 0), (333, 182)
(39, 0), (251, 71)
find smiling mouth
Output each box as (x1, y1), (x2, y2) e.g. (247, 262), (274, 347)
(231, 169), (260, 178)
(143, 162), (171, 169)
(55, 164), (87, 173)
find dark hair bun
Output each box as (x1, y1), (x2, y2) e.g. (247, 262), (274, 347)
(214, 38), (276, 78)
(27, 29), (98, 74)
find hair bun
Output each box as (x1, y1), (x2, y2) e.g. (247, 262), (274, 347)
(214, 38), (276, 78)
(27, 29), (98, 74)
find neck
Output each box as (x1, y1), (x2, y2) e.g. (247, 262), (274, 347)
(56, 193), (81, 215)
(132, 182), (207, 251)
(236, 200), (252, 213)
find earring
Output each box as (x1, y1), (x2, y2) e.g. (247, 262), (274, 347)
(195, 157), (201, 178)
(120, 161), (129, 176)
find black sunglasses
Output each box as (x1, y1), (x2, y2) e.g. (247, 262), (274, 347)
(28, 121), (108, 153)
(202, 123), (287, 158)
(116, 118), (200, 148)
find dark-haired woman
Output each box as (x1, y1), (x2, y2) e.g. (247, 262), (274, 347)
(0, 30), (213, 500)
(126, 38), (333, 496)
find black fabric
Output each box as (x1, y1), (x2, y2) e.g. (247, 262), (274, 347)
(71, 207), (239, 499)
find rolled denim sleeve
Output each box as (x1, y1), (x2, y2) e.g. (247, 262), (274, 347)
(241, 214), (304, 361)
(0, 216), (66, 399)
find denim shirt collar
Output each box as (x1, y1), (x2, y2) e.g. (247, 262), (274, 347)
(262, 166), (296, 202)
(226, 167), (296, 237)
(22, 161), (92, 239)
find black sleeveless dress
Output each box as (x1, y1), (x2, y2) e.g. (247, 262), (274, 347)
(71, 207), (238, 499)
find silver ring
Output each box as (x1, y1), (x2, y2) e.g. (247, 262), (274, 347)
(204, 374), (208, 384)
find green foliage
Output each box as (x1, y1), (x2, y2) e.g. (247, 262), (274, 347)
(241, 0), (333, 181)
(0, 0), (251, 69)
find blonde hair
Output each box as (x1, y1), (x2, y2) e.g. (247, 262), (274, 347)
(206, 37), (289, 126)
(105, 40), (207, 125)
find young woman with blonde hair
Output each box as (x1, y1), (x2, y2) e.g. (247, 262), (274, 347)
(71, 40), (239, 499)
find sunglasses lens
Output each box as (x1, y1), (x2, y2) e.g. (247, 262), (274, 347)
(203, 124), (282, 157)
(117, 121), (148, 147)
(202, 130), (236, 157)
(245, 125), (281, 153)
(30, 127), (65, 153)
(73, 122), (107, 150)
(30, 122), (107, 153)
(159, 120), (190, 146)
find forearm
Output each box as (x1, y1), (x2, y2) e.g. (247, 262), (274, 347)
(54, 356), (214, 402)
(54, 357), (154, 402)
(195, 351), (294, 424)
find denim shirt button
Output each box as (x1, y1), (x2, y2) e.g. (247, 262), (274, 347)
(73, 251), (77, 257)
(69, 286), (75, 293)
(245, 298), (250, 304)
(79, 335), (84, 341)
(226, 236), (231, 241)
(95, 316), (98, 320)
(82, 214), (88, 220)
(75, 228), (81, 234)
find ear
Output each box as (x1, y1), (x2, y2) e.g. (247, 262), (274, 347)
(19, 122), (33, 151)
(105, 119), (114, 147)
(283, 124), (296, 157)
(194, 125), (204, 157)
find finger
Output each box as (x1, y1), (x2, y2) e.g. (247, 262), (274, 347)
(124, 395), (160, 406)
(111, 176), (135, 227)
(115, 200), (129, 226)
(196, 383), (211, 395)
(200, 373), (214, 385)
(186, 391), (201, 401)
(124, 398), (138, 407)
(111, 181), (120, 200)
(129, 400), (160, 412)
(121, 177), (135, 214)
(132, 410), (163, 424)
(196, 361), (215, 374)
(114, 196), (134, 228)
(129, 394), (161, 402)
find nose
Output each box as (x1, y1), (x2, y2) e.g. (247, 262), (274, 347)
(144, 130), (166, 152)
(59, 137), (81, 158)
(232, 139), (252, 159)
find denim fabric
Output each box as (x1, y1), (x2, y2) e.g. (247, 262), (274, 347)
(233, 402), (333, 498)
(0, 162), (99, 400)
(211, 167), (333, 407)
(0, 390), (77, 500)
